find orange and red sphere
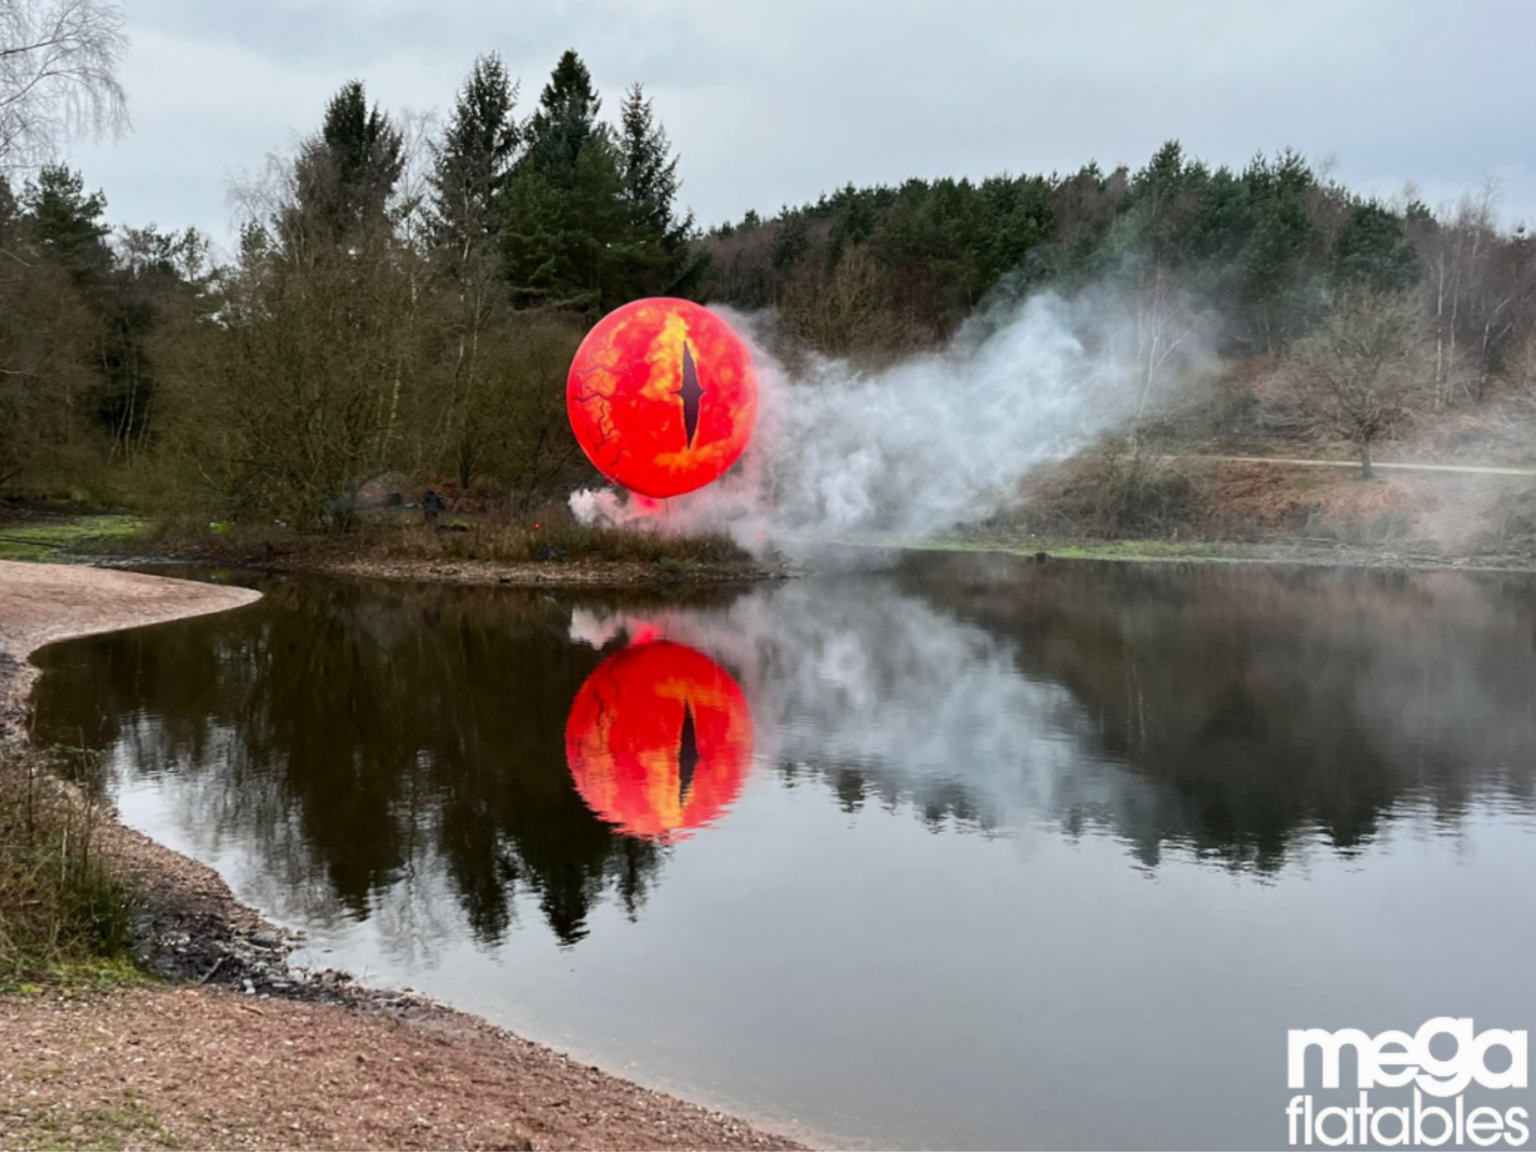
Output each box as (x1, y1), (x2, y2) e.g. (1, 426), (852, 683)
(564, 641), (753, 841)
(566, 298), (758, 499)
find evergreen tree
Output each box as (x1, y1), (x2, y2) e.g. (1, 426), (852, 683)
(502, 52), (696, 310)
(21, 164), (110, 279)
(616, 81), (701, 295)
(501, 133), (630, 311)
(1239, 151), (1321, 351)
(293, 80), (404, 246)
(1332, 202), (1420, 294)
(520, 50), (603, 178)
(618, 83), (686, 239)
(1128, 140), (1201, 267)
(429, 54), (519, 272)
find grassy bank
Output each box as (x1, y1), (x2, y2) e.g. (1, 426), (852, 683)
(892, 535), (1253, 564)
(0, 744), (138, 992)
(0, 515), (149, 563)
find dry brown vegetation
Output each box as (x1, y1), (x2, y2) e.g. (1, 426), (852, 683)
(0, 745), (134, 988)
(144, 501), (758, 577)
(992, 453), (1536, 560)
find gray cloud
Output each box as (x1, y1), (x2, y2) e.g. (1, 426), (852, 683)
(60, 0), (1536, 251)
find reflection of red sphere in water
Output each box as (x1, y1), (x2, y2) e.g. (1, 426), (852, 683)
(566, 297), (758, 499)
(565, 641), (753, 841)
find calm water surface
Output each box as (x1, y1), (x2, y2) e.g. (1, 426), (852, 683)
(32, 555), (1536, 1149)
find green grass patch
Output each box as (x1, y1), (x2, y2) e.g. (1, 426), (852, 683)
(0, 514), (150, 562)
(861, 534), (1262, 564)
(5, 1090), (173, 1151)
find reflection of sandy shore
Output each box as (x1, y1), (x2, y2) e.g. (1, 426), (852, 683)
(0, 561), (805, 1151)
(0, 560), (261, 740)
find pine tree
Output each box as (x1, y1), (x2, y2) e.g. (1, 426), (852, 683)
(293, 80), (404, 246)
(21, 164), (109, 279)
(501, 53), (702, 309)
(520, 50), (603, 178)
(502, 51), (635, 311)
(1332, 202), (1420, 294)
(616, 82), (702, 296)
(429, 54), (519, 273)
(618, 83), (683, 238)
(501, 134), (629, 311)
(1240, 151), (1321, 351)
(427, 56), (522, 489)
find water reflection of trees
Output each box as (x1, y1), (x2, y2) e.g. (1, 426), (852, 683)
(33, 578), (755, 947)
(33, 560), (1536, 950)
(626, 557), (1536, 873)
(888, 555), (1536, 868)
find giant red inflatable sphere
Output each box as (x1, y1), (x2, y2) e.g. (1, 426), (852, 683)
(566, 298), (758, 499)
(564, 641), (753, 841)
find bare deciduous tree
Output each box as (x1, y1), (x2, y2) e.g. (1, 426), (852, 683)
(1507, 338), (1536, 415)
(0, 0), (128, 171)
(1106, 272), (1216, 455)
(1281, 290), (1434, 478)
(783, 245), (911, 360)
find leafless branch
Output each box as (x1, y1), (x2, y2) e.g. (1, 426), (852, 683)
(0, 0), (128, 172)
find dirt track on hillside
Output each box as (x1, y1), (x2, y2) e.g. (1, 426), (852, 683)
(1179, 453), (1536, 477)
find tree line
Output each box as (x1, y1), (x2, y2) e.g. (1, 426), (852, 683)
(2, 17), (1534, 521)
(2, 45), (699, 522)
(704, 142), (1536, 474)
(705, 142), (1531, 377)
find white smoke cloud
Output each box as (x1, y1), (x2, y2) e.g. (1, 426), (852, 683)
(570, 283), (1217, 554)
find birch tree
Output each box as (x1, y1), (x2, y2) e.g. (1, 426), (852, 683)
(0, 0), (127, 171)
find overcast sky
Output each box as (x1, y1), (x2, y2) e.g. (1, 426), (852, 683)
(64, 0), (1536, 256)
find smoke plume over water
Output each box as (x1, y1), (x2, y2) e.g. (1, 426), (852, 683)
(570, 285), (1216, 554)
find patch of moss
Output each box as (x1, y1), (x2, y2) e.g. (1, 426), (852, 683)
(0, 958), (145, 998)
(0, 515), (149, 563)
(5, 1090), (169, 1152)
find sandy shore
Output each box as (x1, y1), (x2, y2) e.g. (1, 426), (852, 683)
(0, 561), (261, 743)
(0, 561), (805, 1152)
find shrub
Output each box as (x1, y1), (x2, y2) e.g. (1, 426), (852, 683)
(0, 745), (135, 986)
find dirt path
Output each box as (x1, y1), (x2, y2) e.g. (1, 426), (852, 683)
(1172, 454), (1536, 478)
(0, 561), (806, 1152)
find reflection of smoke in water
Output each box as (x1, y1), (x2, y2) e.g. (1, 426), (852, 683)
(567, 582), (1118, 839)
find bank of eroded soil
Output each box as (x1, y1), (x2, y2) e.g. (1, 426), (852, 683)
(0, 561), (804, 1152)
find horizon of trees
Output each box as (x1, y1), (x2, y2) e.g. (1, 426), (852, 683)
(2, 31), (1535, 520)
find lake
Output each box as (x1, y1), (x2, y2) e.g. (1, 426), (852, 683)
(31, 554), (1536, 1149)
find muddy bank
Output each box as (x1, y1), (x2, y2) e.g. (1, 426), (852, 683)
(0, 561), (806, 1151)
(136, 532), (793, 588)
(265, 553), (794, 588)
